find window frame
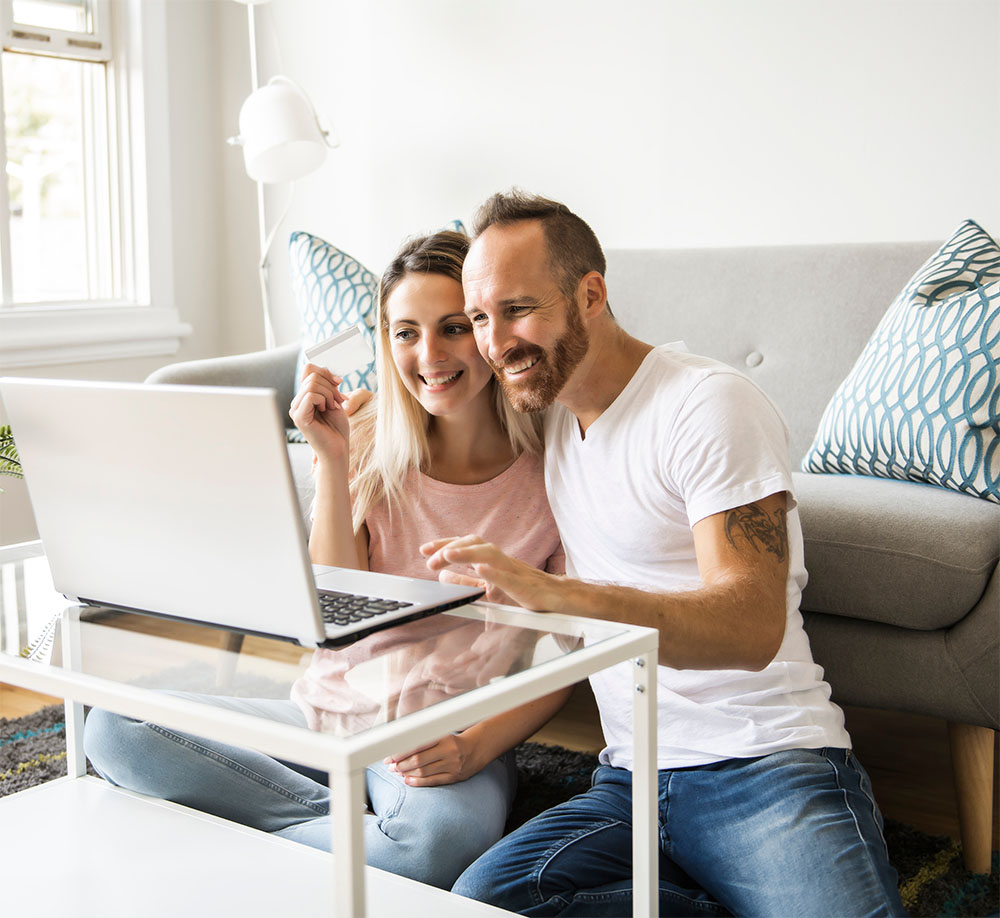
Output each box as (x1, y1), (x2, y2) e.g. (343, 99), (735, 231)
(0, 0), (189, 370)
(4, 0), (112, 61)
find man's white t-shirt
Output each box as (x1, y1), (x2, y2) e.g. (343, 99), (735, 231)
(544, 345), (851, 769)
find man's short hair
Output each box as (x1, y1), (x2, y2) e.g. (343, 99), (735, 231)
(471, 189), (606, 301)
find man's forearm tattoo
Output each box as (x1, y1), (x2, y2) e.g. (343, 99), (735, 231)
(723, 504), (788, 561)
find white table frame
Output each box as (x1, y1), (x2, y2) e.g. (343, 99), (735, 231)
(1, 561), (659, 917)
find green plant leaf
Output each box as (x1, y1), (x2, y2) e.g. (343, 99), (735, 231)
(0, 424), (24, 482)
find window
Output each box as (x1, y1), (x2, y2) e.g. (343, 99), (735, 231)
(0, 0), (188, 369)
(2, 0), (115, 305)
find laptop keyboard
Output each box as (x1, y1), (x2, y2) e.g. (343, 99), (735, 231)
(317, 589), (414, 627)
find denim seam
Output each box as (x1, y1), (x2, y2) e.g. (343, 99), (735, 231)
(148, 724), (328, 815)
(529, 810), (724, 917)
(824, 749), (894, 899)
(530, 818), (625, 908)
(660, 769), (673, 853)
(569, 886), (727, 914)
(844, 749), (891, 850)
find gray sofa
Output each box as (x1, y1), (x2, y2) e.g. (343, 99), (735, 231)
(146, 240), (999, 872)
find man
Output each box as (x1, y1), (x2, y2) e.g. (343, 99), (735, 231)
(421, 190), (904, 916)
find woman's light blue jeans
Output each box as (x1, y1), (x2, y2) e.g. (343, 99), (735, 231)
(453, 749), (906, 917)
(83, 695), (516, 890)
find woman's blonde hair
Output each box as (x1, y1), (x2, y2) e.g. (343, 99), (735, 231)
(349, 229), (543, 531)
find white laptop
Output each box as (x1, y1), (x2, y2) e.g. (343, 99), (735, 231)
(0, 377), (484, 647)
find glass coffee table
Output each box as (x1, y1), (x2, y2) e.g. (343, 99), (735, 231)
(0, 541), (659, 917)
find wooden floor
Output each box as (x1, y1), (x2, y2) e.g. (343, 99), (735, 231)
(3, 660), (997, 849)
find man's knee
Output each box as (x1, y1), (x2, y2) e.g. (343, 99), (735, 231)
(452, 854), (504, 904)
(452, 828), (566, 912)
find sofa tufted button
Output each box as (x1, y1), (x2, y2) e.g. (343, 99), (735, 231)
(746, 351), (763, 367)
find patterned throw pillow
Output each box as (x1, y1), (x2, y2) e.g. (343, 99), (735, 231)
(803, 219), (1000, 502)
(289, 231), (379, 395)
(288, 222), (468, 398)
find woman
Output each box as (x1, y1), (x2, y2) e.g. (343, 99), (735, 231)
(84, 230), (568, 889)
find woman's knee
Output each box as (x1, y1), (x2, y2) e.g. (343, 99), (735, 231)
(83, 708), (130, 781)
(422, 819), (502, 887)
(83, 708), (158, 787)
(370, 762), (510, 853)
(365, 801), (503, 890)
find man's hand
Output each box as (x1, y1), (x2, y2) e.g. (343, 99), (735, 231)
(421, 535), (568, 612)
(422, 495), (790, 672)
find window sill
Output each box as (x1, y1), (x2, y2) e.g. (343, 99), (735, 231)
(0, 303), (192, 370)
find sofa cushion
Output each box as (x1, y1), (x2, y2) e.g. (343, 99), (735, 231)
(794, 471), (1000, 630)
(288, 231), (378, 395)
(802, 219), (1000, 502)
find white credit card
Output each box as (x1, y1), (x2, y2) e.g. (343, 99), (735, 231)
(304, 324), (375, 378)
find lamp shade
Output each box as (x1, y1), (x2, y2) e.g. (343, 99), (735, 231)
(237, 76), (327, 183)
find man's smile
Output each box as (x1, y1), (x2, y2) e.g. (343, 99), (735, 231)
(501, 355), (541, 376)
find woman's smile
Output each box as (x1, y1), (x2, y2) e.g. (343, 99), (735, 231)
(419, 368), (465, 390)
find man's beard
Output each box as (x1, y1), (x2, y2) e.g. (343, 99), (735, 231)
(490, 303), (589, 413)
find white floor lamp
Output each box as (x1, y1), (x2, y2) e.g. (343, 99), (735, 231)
(228, 0), (336, 350)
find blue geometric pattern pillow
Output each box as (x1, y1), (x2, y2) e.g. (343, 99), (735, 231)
(803, 220), (1000, 502)
(289, 231), (378, 395)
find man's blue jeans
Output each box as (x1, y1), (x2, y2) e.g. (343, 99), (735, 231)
(453, 748), (906, 916)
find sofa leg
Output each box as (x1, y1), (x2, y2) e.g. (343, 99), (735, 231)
(947, 722), (996, 874)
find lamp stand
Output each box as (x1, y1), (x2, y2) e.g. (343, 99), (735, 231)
(256, 183), (294, 352)
(233, 0), (335, 351)
(246, 0), (275, 350)
(255, 182), (276, 351)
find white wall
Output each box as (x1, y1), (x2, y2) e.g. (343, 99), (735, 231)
(240, 0), (1000, 350)
(3, 0), (998, 544)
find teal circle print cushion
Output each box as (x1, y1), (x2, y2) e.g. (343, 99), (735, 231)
(803, 219), (1000, 502)
(289, 231), (378, 394)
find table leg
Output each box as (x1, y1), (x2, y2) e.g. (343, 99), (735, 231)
(632, 650), (657, 918)
(214, 631), (245, 690)
(329, 765), (367, 917)
(61, 606), (86, 778)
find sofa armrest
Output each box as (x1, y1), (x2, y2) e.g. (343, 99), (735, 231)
(145, 343), (314, 525)
(143, 343), (300, 413)
(793, 471), (999, 631)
